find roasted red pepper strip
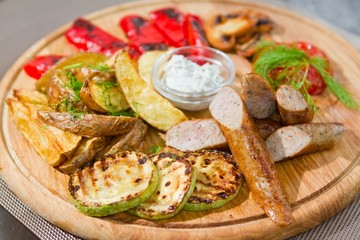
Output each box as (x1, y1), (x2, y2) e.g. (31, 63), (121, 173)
(120, 15), (169, 54)
(184, 14), (209, 47)
(65, 18), (128, 57)
(23, 55), (63, 79)
(149, 8), (187, 47)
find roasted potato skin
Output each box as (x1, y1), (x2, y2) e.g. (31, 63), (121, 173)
(37, 111), (136, 138)
(46, 69), (86, 112)
(80, 80), (106, 113)
(36, 52), (108, 93)
(7, 93), (82, 166)
(58, 137), (109, 174)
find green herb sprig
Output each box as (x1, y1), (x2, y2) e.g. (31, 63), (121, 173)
(253, 41), (359, 110)
(147, 145), (163, 155)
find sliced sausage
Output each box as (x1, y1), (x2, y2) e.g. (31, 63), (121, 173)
(276, 85), (313, 125)
(209, 86), (292, 226)
(166, 118), (281, 152)
(266, 123), (345, 162)
(254, 118), (282, 140)
(239, 73), (276, 119)
(166, 119), (227, 151)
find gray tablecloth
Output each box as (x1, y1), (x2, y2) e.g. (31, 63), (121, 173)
(0, 0), (359, 239)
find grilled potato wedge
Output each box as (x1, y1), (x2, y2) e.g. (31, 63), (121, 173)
(182, 150), (242, 211)
(115, 51), (187, 131)
(46, 69), (86, 112)
(103, 119), (148, 156)
(13, 89), (48, 105)
(37, 111), (136, 138)
(58, 137), (109, 174)
(128, 152), (197, 219)
(82, 78), (129, 114)
(138, 50), (166, 87)
(36, 52), (108, 93)
(6, 98), (81, 166)
(69, 151), (158, 217)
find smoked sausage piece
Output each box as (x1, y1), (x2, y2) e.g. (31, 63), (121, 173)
(276, 85), (313, 125)
(266, 123), (345, 162)
(209, 86), (292, 226)
(239, 73), (276, 119)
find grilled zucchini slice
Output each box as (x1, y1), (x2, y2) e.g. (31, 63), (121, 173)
(128, 152), (197, 219)
(183, 150), (242, 211)
(69, 151), (158, 217)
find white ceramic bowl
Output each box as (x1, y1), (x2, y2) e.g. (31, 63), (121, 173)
(152, 46), (235, 111)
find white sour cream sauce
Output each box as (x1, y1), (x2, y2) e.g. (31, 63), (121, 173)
(162, 55), (224, 93)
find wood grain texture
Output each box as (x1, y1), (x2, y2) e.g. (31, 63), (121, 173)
(0, 0), (359, 239)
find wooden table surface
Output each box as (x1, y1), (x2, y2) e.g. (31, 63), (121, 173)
(0, 0), (359, 239)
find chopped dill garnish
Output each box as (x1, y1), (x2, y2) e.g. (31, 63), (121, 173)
(90, 63), (114, 72)
(97, 80), (119, 89)
(108, 108), (137, 117)
(66, 71), (83, 101)
(147, 145), (163, 154)
(63, 62), (83, 70)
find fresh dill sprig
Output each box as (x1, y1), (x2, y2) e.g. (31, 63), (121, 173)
(253, 41), (359, 110)
(310, 57), (359, 109)
(90, 63), (114, 72)
(66, 71), (83, 101)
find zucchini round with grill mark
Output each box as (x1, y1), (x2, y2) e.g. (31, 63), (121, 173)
(183, 150), (242, 211)
(128, 152), (197, 219)
(69, 151), (158, 217)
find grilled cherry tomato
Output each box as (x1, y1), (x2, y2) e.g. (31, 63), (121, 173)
(292, 41), (330, 95)
(23, 55), (63, 79)
(149, 7), (187, 47)
(65, 18), (128, 57)
(119, 15), (169, 54)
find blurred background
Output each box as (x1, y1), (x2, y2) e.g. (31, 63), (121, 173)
(0, 0), (359, 77)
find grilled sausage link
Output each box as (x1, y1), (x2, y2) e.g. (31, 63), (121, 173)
(209, 86), (292, 226)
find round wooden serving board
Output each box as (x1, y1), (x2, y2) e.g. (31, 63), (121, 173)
(0, 0), (359, 239)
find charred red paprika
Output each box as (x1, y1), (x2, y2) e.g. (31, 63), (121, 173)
(23, 55), (63, 79)
(65, 18), (128, 57)
(149, 8), (187, 47)
(184, 14), (209, 47)
(119, 15), (169, 54)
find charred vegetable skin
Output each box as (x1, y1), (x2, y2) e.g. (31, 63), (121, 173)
(37, 111), (136, 138)
(205, 10), (273, 55)
(23, 55), (63, 79)
(150, 7), (188, 47)
(65, 18), (130, 57)
(119, 15), (169, 54)
(184, 14), (209, 47)
(69, 151), (158, 217)
(183, 150), (241, 211)
(128, 152), (196, 219)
